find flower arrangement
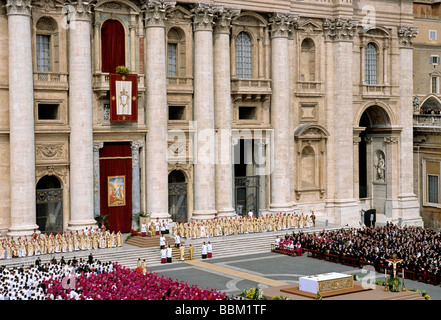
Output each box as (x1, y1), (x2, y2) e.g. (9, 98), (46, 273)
(237, 287), (265, 300)
(272, 295), (291, 300)
(115, 65), (130, 75)
(407, 288), (431, 300)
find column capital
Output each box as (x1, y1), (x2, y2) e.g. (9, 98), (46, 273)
(269, 12), (298, 38)
(130, 140), (144, 150)
(191, 3), (219, 32)
(142, 0), (176, 27)
(64, 0), (94, 22)
(322, 17), (358, 42)
(213, 6), (240, 34)
(5, 0), (32, 16)
(93, 141), (104, 151)
(397, 25), (418, 48)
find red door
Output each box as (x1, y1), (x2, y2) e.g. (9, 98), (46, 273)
(99, 142), (132, 232)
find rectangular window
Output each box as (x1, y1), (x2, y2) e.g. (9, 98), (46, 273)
(168, 106), (185, 121)
(238, 107), (257, 120)
(36, 34), (51, 72)
(428, 175), (439, 203)
(432, 77), (439, 94)
(430, 55), (441, 65)
(38, 104), (59, 120)
(430, 30), (437, 41)
(167, 43), (177, 77)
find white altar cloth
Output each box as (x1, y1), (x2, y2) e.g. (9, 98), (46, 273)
(299, 272), (351, 294)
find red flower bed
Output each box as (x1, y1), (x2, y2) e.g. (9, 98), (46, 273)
(44, 263), (227, 300)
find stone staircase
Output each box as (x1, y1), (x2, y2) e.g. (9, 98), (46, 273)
(0, 222), (344, 270)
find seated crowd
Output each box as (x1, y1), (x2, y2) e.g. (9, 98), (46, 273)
(0, 255), (227, 300)
(275, 222), (441, 283)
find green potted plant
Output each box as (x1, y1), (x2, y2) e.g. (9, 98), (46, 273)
(115, 65), (130, 75)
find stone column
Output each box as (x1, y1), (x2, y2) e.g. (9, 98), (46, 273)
(323, 18), (359, 226)
(131, 140), (143, 222)
(93, 142), (103, 218)
(66, 1), (97, 231)
(396, 26), (422, 226)
(6, 0), (39, 236)
(268, 13), (297, 214)
(191, 3), (218, 220)
(213, 7), (239, 218)
(143, 0), (174, 220)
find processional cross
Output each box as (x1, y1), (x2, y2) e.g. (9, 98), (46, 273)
(385, 253), (405, 291)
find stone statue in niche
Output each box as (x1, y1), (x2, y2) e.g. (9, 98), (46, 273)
(374, 151), (385, 182)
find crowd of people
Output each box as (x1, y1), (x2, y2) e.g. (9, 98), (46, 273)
(0, 255), (228, 300)
(0, 227), (123, 260)
(168, 212), (316, 240)
(277, 222), (441, 282)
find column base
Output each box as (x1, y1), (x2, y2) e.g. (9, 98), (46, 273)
(397, 193), (423, 227)
(215, 207), (236, 218)
(67, 219), (98, 232)
(192, 209), (217, 220)
(150, 212), (171, 221)
(268, 203), (297, 214)
(7, 224), (40, 237)
(325, 199), (360, 227)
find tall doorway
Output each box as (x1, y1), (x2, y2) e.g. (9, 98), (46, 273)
(234, 139), (260, 216)
(358, 105), (392, 215)
(36, 175), (63, 233)
(168, 170), (188, 222)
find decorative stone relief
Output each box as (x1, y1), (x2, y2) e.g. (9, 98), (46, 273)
(191, 2), (218, 32)
(213, 6), (240, 34)
(397, 25), (418, 48)
(36, 144), (65, 159)
(5, 0), (32, 16)
(322, 17), (358, 42)
(143, 0), (176, 27)
(269, 12), (298, 38)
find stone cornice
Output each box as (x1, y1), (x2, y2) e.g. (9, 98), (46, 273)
(269, 12), (299, 39)
(142, 0), (176, 27)
(213, 6), (240, 34)
(397, 25), (418, 48)
(5, 0), (32, 16)
(322, 17), (358, 42)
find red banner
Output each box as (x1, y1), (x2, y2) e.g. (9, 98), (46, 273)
(110, 73), (138, 123)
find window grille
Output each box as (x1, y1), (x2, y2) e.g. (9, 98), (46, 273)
(168, 43), (177, 77)
(365, 42), (378, 85)
(236, 32), (252, 79)
(36, 34), (51, 72)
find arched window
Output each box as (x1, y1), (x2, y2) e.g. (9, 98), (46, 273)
(236, 32), (252, 79)
(167, 27), (186, 77)
(365, 42), (378, 85)
(300, 38), (316, 82)
(101, 20), (126, 73)
(36, 17), (58, 72)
